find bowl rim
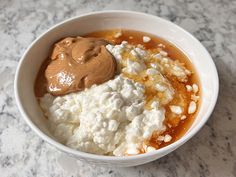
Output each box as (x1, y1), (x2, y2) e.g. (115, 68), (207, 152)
(14, 10), (219, 161)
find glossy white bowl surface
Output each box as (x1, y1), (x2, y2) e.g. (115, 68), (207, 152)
(15, 11), (219, 167)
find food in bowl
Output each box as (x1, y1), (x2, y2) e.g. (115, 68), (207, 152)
(35, 29), (200, 156)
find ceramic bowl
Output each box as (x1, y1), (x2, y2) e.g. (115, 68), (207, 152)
(15, 10), (219, 167)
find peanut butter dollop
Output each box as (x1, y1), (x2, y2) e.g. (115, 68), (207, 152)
(45, 37), (116, 96)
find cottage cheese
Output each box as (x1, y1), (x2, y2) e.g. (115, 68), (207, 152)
(106, 42), (176, 105)
(40, 75), (166, 156)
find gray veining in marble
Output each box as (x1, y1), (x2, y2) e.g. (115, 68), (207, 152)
(0, 0), (236, 176)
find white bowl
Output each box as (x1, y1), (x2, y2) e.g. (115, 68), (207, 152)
(14, 10), (219, 167)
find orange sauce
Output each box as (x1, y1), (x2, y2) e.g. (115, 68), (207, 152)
(85, 29), (201, 150)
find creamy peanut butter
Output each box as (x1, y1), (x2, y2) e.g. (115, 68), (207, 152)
(43, 37), (116, 96)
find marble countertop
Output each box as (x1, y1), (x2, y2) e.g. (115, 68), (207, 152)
(0, 0), (236, 176)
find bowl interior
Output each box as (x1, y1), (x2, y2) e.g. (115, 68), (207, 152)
(15, 11), (218, 159)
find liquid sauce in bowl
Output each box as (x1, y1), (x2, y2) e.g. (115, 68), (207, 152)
(85, 29), (201, 150)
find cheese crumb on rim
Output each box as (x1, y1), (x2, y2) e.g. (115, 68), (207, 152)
(157, 135), (165, 141)
(143, 36), (151, 43)
(180, 115), (187, 120)
(192, 84), (199, 93)
(146, 146), (156, 152)
(188, 101), (197, 114)
(186, 85), (193, 92)
(164, 134), (172, 142)
(191, 94), (200, 102)
(169, 105), (183, 115)
(114, 31), (122, 38)
(160, 50), (168, 57)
